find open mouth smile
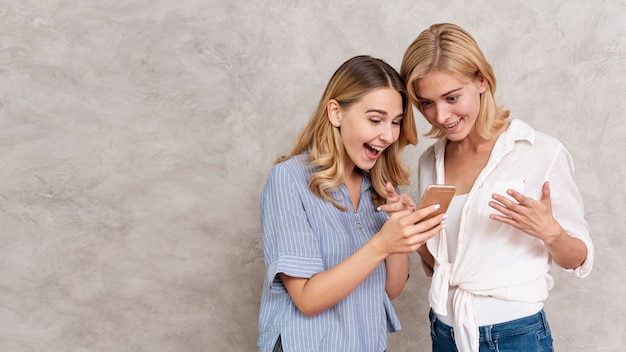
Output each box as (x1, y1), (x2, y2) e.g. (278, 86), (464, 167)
(364, 143), (385, 160)
(443, 119), (460, 130)
(367, 144), (384, 152)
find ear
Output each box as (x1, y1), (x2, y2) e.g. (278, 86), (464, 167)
(327, 99), (342, 127)
(477, 74), (488, 94)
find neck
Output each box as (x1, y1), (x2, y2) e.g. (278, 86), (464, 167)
(345, 167), (362, 184)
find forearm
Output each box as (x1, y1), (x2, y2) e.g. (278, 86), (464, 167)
(545, 226), (588, 269)
(384, 253), (409, 300)
(417, 244), (434, 275)
(283, 235), (388, 317)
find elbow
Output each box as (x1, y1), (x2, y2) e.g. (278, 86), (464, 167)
(301, 310), (319, 318)
(299, 307), (322, 318)
(386, 286), (403, 300)
(294, 301), (324, 317)
(386, 279), (408, 300)
(387, 291), (400, 301)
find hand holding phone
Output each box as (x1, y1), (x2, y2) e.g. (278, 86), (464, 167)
(417, 184), (457, 222)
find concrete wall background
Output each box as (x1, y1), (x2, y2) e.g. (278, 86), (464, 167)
(0, 0), (624, 351)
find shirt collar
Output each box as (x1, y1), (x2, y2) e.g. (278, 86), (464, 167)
(503, 118), (535, 144)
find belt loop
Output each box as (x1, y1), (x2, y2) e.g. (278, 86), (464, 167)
(540, 309), (551, 335)
(483, 325), (496, 349)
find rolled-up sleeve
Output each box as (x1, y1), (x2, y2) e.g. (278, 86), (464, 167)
(261, 163), (325, 291)
(549, 144), (594, 277)
(268, 255), (325, 292)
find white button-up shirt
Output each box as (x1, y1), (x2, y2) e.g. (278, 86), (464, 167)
(417, 119), (594, 352)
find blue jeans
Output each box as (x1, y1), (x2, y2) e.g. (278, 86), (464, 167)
(429, 309), (554, 352)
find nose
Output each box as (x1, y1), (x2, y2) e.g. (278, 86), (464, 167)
(435, 104), (450, 124)
(380, 122), (394, 143)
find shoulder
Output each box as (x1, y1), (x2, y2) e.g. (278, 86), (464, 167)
(510, 119), (566, 152)
(418, 147), (434, 168)
(418, 139), (444, 166)
(269, 154), (312, 179)
(508, 119), (575, 171)
(534, 129), (566, 151)
(420, 144), (436, 159)
(262, 154), (313, 196)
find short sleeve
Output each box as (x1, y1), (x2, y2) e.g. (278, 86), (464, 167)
(267, 256), (325, 292)
(260, 163), (325, 291)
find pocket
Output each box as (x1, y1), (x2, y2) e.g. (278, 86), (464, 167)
(477, 179), (526, 218)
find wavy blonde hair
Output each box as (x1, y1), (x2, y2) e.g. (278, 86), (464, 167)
(400, 23), (510, 139)
(277, 55), (418, 210)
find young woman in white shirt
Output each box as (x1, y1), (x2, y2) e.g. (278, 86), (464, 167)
(383, 23), (594, 352)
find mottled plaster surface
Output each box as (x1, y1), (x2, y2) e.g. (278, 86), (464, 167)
(0, 1), (624, 351)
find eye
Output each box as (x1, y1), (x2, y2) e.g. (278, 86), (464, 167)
(392, 118), (403, 126)
(418, 100), (432, 108)
(446, 95), (459, 103)
(369, 117), (382, 124)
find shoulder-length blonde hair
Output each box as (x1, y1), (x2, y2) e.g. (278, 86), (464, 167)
(277, 55), (418, 210)
(400, 23), (509, 139)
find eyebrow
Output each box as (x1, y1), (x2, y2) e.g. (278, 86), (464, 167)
(416, 87), (463, 100)
(366, 109), (404, 118)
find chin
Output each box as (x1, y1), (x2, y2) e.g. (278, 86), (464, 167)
(444, 131), (468, 141)
(358, 161), (376, 171)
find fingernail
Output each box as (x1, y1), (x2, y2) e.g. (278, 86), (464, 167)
(442, 214), (448, 220)
(376, 207), (381, 212)
(433, 204), (440, 210)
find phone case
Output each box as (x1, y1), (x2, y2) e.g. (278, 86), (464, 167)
(418, 184), (457, 221)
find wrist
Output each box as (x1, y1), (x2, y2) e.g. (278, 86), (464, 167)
(368, 232), (390, 259)
(543, 223), (565, 246)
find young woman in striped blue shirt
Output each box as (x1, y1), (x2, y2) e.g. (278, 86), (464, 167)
(258, 55), (446, 352)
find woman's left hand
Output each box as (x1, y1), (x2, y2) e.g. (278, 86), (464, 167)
(489, 181), (563, 243)
(377, 182), (416, 215)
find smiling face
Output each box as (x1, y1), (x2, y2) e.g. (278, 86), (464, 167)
(328, 87), (403, 174)
(415, 70), (487, 142)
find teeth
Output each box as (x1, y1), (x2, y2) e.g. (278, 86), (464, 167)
(444, 120), (460, 129)
(368, 144), (383, 152)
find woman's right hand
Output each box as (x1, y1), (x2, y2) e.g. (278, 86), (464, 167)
(375, 204), (445, 255)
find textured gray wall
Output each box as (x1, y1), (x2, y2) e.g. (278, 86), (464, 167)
(0, 1), (624, 351)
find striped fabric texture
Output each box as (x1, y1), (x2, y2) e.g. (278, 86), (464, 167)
(258, 153), (402, 352)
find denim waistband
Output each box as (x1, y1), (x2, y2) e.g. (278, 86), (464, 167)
(429, 308), (550, 341)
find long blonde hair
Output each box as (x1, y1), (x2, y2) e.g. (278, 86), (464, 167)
(277, 55), (418, 210)
(401, 23), (510, 139)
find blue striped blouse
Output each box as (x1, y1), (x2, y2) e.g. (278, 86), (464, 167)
(257, 153), (402, 352)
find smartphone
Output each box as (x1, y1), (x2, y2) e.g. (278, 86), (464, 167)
(417, 184), (457, 222)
